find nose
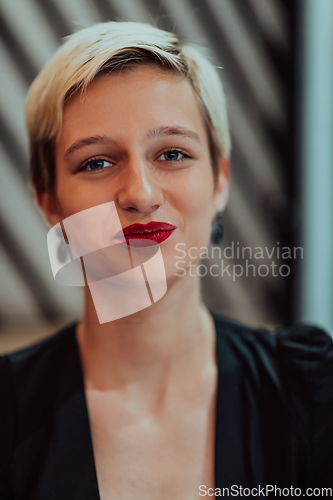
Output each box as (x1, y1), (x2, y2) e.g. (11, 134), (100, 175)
(116, 156), (164, 215)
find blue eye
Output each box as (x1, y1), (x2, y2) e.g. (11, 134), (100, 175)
(158, 149), (189, 161)
(82, 158), (113, 171)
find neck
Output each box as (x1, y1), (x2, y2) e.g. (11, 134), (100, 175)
(76, 272), (216, 392)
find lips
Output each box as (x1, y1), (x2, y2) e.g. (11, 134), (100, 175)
(115, 221), (176, 245)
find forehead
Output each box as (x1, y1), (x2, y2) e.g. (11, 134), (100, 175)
(56, 65), (209, 152)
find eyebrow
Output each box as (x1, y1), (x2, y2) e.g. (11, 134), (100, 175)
(64, 126), (201, 158)
(147, 126), (201, 144)
(64, 135), (113, 158)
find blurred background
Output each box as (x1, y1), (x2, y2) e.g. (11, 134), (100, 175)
(0, 0), (332, 352)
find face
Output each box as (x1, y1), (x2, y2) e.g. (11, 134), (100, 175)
(39, 65), (229, 284)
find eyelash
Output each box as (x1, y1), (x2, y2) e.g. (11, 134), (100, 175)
(79, 149), (191, 172)
(80, 157), (113, 172)
(157, 148), (191, 162)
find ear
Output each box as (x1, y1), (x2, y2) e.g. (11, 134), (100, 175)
(36, 190), (62, 228)
(213, 157), (230, 212)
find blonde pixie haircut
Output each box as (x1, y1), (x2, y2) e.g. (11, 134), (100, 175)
(26, 21), (231, 196)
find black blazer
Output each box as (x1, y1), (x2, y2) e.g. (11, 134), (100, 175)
(1, 315), (333, 499)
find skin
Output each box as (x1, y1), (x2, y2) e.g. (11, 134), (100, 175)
(38, 65), (229, 499)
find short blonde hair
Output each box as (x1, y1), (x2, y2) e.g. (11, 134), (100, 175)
(26, 21), (231, 195)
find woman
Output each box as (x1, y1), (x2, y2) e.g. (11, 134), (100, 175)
(1, 21), (333, 499)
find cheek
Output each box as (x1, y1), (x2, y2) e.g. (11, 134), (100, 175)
(55, 173), (108, 219)
(54, 167), (74, 217)
(55, 181), (81, 218)
(165, 167), (215, 278)
(184, 165), (214, 215)
(172, 164), (215, 241)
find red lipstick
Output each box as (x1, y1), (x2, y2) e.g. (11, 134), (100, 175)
(115, 222), (176, 245)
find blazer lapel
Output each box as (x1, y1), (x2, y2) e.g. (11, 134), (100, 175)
(27, 326), (101, 500)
